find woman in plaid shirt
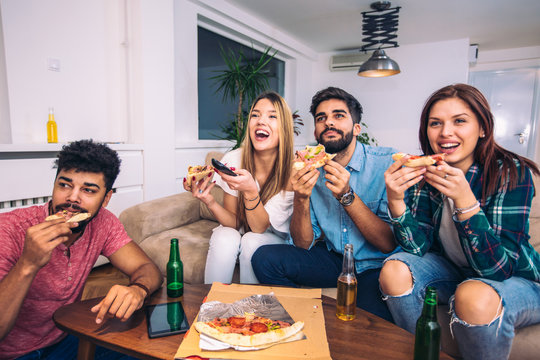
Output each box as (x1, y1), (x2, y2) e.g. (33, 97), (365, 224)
(379, 84), (540, 359)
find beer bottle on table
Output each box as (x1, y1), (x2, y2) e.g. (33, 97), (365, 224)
(336, 243), (357, 321)
(167, 238), (183, 297)
(414, 286), (441, 360)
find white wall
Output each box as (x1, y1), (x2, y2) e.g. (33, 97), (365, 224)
(135, 0), (177, 200)
(313, 39), (470, 154)
(1, 0), (128, 144)
(0, 4), (9, 143)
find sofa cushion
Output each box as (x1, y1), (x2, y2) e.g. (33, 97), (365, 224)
(120, 192), (201, 245)
(138, 219), (218, 284)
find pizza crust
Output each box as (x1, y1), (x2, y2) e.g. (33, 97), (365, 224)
(67, 212), (91, 223)
(45, 212), (91, 223)
(194, 320), (304, 347)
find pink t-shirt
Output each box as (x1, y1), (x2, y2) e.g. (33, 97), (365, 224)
(0, 203), (132, 359)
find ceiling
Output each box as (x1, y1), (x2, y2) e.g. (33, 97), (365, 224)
(226, 0), (540, 53)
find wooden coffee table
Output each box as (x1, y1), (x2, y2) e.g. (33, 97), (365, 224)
(54, 284), (452, 360)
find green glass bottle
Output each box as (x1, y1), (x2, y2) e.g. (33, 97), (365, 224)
(414, 286), (441, 360)
(167, 301), (182, 331)
(166, 238), (183, 297)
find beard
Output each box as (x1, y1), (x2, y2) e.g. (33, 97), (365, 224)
(316, 127), (355, 154)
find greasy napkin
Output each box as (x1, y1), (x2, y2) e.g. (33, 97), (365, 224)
(174, 283), (331, 360)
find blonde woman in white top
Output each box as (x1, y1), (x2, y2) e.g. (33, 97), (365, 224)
(183, 91), (295, 283)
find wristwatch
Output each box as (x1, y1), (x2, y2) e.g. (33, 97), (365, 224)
(338, 187), (355, 207)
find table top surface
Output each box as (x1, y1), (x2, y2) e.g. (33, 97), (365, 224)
(54, 284), (452, 360)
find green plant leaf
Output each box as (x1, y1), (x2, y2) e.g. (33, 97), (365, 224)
(209, 44), (278, 148)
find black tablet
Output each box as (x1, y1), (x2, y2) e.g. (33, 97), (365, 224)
(146, 302), (190, 338)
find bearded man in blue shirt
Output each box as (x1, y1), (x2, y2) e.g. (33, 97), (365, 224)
(252, 87), (398, 321)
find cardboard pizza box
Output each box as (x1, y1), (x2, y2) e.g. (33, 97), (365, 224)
(175, 283), (331, 360)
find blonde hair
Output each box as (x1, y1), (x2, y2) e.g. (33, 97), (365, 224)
(237, 91), (294, 231)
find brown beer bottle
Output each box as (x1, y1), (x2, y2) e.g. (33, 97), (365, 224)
(336, 243), (357, 321)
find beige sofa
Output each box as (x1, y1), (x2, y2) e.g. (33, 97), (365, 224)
(119, 152), (224, 284)
(118, 157), (540, 359)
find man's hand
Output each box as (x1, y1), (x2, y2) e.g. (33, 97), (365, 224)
(21, 218), (75, 272)
(291, 165), (319, 199)
(323, 160), (350, 199)
(90, 284), (146, 324)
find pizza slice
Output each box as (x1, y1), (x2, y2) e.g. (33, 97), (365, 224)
(45, 210), (92, 223)
(186, 165), (214, 187)
(293, 144), (336, 171)
(392, 152), (446, 167)
(194, 314), (304, 347)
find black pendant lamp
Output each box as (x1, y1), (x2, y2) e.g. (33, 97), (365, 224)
(357, 1), (401, 78)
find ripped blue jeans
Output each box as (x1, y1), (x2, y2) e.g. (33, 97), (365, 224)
(381, 252), (540, 360)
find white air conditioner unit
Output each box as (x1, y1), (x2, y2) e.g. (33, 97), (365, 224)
(329, 52), (372, 71)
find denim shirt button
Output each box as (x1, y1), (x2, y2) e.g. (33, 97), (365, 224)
(343, 228), (347, 233)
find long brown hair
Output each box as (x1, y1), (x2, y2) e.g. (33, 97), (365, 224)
(237, 91), (294, 231)
(419, 83), (539, 200)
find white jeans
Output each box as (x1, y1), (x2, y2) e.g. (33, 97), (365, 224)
(204, 225), (287, 284)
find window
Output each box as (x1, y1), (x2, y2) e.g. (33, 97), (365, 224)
(197, 26), (285, 140)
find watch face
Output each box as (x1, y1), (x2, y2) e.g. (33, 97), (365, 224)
(340, 191), (354, 206)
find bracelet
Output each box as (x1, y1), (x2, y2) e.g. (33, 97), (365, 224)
(245, 194), (259, 202)
(129, 282), (150, 299)
(244, 197), (261, 211)
(453, 201), (480, 215)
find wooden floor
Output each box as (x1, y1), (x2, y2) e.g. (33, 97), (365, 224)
(82, 264), (129, 300)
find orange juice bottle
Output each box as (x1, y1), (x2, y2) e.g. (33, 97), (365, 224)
(47, 107), (58, 143)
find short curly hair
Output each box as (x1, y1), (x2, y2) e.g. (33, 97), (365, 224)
(309, 86), (363, 124)
(54, 139), (121, 192)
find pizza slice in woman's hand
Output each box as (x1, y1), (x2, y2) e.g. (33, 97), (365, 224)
(186, 165), (214, 187)
(293, 144), (336, 170)
(392, 152), (446, 167)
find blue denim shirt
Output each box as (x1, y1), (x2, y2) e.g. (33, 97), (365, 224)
(309, 142), (399, 273)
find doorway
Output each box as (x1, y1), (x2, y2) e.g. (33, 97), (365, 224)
(469, 67), (539, 158)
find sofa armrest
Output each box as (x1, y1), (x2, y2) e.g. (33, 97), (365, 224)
(119, 192), (201, 245)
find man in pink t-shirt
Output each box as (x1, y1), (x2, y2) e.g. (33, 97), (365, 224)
(0, 140), (163, 359)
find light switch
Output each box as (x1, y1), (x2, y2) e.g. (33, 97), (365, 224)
(47, 58), (61, 72)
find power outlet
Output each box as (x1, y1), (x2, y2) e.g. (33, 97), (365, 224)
(47, 58), (61, 72)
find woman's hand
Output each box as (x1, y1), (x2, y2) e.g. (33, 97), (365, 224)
(183, 172), (216, 206)
(384, 155), (426, 217)
(424, 162), (477, 209)
(218, 168), (259, 199)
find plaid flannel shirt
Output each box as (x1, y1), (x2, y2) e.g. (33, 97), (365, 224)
(390, 160), (540, 283)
